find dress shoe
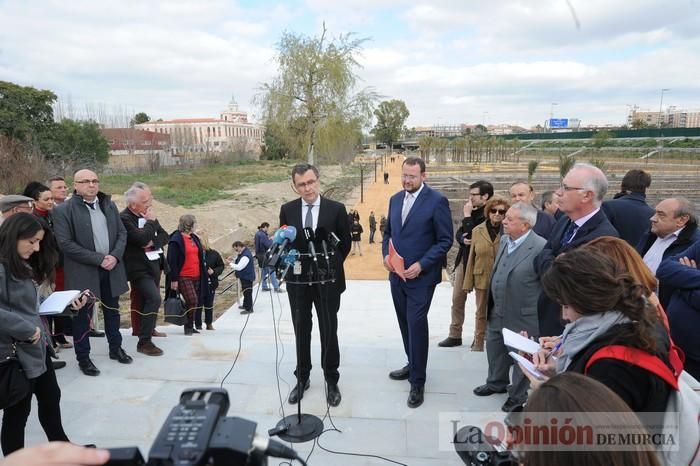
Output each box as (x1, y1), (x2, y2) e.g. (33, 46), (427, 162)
(206, 324), (215, 330)
(438, 337), (462, 347)
(184, 327), (194, 336)
(261, 288), (271, 291)
(109, 347), (133, 364)
(473, 384), (507, 397)
(79, 359), (100, 376)
(326, 384), (341, 407)
(137, 341), (164, 356)
(501, 397), (524, 412)
(240, 308), (253, 315)
(288, 379), (310, 404)
(52, 360), (67, 370)
(238, 305), (245, 309)
(192, 328), (200, 334)
(152, 329), (167, 337)
(407, 385), (424, 408)
(195, 325), (203, 330)
(389, 365), (410, 380)
(88, 329), (105, 338)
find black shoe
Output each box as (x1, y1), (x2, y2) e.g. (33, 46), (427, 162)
(288, 379), (310, 404)
(195, 325), (203, 330)
(52, 360), (67, 370)
(240, 308), (253, 315)
(438, 337), (462, 347)
(109, 347), (133, 364)
(79, 359), (100, 376)
(473, 384), (507, 397)
(407, 385), (424, 408)
(389, 364), (409, 380)
(184, 327), (193, 336)
(326, 384), (341, 407)
(88, 329), (105, 338)
(192, 328), (200, 334)
(501, 397), (524, 413)
(238, 305), (245, 309)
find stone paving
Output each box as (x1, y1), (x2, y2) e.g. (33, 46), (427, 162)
(18, 279), (507, 465)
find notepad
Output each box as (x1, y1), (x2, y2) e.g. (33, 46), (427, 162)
(502, 328), (541, 355)
(509, 352), (547, 380)
(39, 290), (82, 315)
(388, 239), (406, 281)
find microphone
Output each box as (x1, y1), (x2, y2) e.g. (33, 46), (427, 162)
(278, 248), (299, 280)
(329, 231), (341, 248)
(303, 227), (318, 262)
(268, 225), (297, 267)
(315, 227), (331, 269)
(251, 433), (298, 460)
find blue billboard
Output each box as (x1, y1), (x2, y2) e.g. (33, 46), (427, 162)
(549, 118), (569, 128)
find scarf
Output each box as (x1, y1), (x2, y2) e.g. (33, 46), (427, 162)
(556, 310), (631, 372)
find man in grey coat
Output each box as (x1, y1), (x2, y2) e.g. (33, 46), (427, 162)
(53, 169), (132, 376)
(472, 202), (546, 412)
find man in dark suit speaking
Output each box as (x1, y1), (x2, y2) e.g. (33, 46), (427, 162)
(279, 164), (351, 407)
(383, 157), (453, 408)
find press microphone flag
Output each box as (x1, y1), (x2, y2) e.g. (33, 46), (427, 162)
(279, 248), (300, 279)
(268, 225), (297, 267)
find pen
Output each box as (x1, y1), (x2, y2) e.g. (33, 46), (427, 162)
(548, 336), (564, 359)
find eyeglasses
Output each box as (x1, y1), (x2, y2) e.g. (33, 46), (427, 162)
(558, 184), (586, 192)
(75, 179), (100, 185)
(401, 174), (420, 181)
(469, 191), (482, 197)
(294, 178), (318, 189)
(490, 208), (507, 215)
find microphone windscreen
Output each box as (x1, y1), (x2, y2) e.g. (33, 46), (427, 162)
(282, 225), (297, 241)
(303, 227), (315, 241)
(315, 227), (328, 241)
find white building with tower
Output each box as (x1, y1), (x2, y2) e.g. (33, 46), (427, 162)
(135, 97), (264, 158)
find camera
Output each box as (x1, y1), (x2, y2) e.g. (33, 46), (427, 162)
(453, 425), (518, 466)
(105, 388), (300, 466)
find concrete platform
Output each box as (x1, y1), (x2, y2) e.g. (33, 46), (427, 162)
(19, 280), (503, 465)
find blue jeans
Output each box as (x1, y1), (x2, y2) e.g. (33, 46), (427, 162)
(261, 266), (280, 290)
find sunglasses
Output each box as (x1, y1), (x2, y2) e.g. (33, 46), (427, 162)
(490, 208), (507, 215)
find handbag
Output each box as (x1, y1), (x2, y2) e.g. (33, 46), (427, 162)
(164, 292), (186, 326)
(0, 343), (31, 410)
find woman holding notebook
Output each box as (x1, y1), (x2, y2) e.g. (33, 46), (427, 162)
(0, 213), (86, 454)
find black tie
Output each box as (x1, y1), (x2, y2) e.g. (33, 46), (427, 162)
(84, 201), (96, 210)
(560, 221), (579, 246)
(304, 204), (313, 229)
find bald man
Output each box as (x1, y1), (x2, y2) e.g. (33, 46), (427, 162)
(53, 169), (132, 376)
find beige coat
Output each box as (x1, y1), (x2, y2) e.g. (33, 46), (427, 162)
(463, 222), (501, 291)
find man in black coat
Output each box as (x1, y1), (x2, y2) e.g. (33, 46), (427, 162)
(438, 180), (492, 348)
(602, 169), (654, 247)
(120, 182), (169, 356)
(279, 164), (351, 407)
(533, 163), (619, 337)
(637, 197), (700, 308)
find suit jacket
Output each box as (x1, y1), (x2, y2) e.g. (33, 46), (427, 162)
(279, 196), (351, 294)
(636, 222), (700, 308)
(463, 222), (501, 291)
(53, 192), (129, 299)
(382, 184), (453, 289)
(656, 240), (700, 361)
(533, 210), (556, 240)
(602, 192), (654, 247)
(533, 209), (619, 336)
(120, 208), (169, 282)
(487, 232), (546, 335)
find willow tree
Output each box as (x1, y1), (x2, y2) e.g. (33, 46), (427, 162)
(259, 24), (376, 164)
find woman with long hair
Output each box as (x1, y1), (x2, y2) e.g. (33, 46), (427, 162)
(529, 248), (672, 413)
(166, 214), (207, 335)
(0, 213), (85, 454)
(462, 196), (510, 351)
(513, 372), (661, 466)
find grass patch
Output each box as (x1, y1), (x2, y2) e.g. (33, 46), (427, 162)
(94, 161), (292, 207)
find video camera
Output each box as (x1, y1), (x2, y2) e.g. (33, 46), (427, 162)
(105, 388), (302, 466)
(454, 425), (518, 466)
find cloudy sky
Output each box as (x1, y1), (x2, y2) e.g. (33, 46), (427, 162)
(2, 0), (699, 128)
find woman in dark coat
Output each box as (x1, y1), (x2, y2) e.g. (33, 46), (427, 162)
(166, 214), (207, 335)
(194, 228), (224, 330)
(529, 248), (672, 413)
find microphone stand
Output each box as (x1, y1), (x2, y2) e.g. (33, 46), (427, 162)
(275, 253), (323, 443)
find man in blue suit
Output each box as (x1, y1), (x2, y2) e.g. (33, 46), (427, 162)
(382, 157), (453, 408)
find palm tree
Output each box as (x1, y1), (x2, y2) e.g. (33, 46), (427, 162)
(558, 154), (576, 179)
(527, 160), (539, 183)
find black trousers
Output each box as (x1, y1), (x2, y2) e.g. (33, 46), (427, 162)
(195, 287), (215, 327)
(1, 352), (69, 455)
(240, 279), (253, 311)
(131, 276), (161, 343)
(287, 283), (341, 385)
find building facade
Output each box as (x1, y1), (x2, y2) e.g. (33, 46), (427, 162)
(135, 98), (264, 157)
(628, 107), (700, 128)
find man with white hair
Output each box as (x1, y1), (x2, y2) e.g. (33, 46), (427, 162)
(473, 202), (546, 412)
(533, 163), (619, 336)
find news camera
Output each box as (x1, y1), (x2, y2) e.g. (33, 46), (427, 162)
(453, 425), (518, 466)
(105, 388), (304, 466)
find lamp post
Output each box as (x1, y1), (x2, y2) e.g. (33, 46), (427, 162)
(549, 102), (558, 132)
(360, 164), (364, 203)
(658, 88), (670, 128)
